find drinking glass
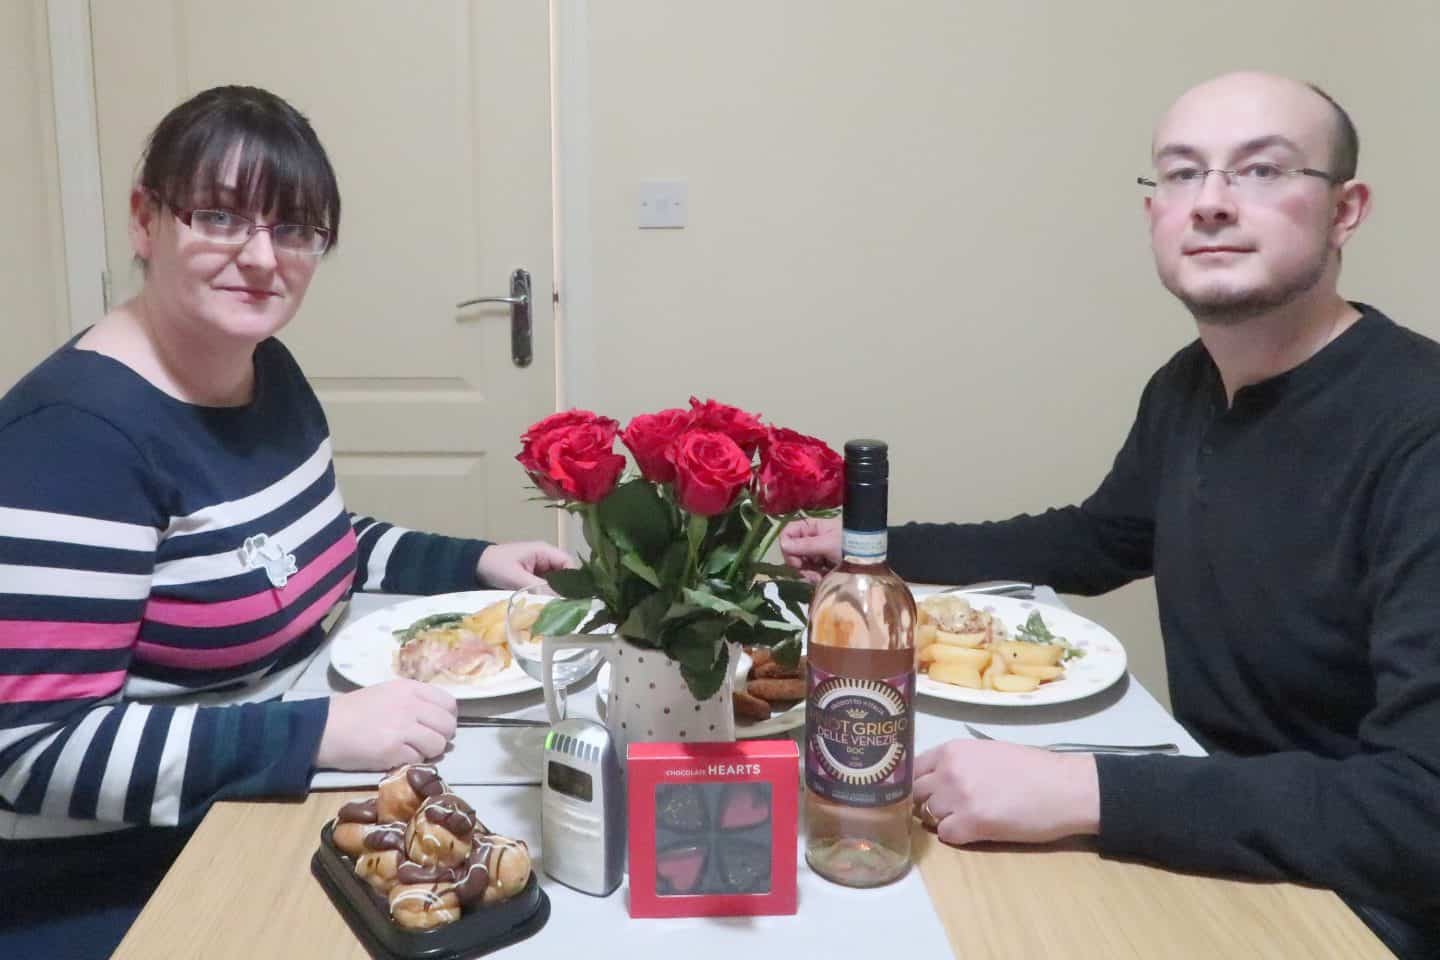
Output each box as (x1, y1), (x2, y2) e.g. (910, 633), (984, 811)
(505, 583), (602, 719)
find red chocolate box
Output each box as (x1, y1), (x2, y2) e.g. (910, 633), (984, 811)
(627, 740), (799, 918)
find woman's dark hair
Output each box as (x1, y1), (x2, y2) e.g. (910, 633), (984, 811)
(138, 85), (341, 249)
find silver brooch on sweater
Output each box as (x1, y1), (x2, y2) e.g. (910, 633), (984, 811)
(238, 533), (298, 588)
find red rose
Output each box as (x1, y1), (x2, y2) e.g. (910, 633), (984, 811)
(518, 410), (602, 467)
(756, 428), (844, 515)
(621, 408), (694, 483)
(517, 410), (627, 503)
(687, 397), (767, 457)
(667, 430), (754, 516)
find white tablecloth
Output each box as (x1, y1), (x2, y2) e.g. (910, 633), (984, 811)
(292, 587), (1204, 959)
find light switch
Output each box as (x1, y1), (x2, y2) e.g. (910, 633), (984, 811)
(638, 179), (687, 229)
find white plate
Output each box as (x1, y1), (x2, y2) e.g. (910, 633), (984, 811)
(595, 659), (806, 739)
(329, 590), (542, 700)
(911, 590), (1127, 707)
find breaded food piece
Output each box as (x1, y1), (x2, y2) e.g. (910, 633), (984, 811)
(752, 654), (806, 680)
(733, 689), (772, 721)
(747, 677), (806, 702)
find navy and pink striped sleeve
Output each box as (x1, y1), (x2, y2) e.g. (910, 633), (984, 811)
(349, 515), (490, 594)
(0, 407), (327, 832)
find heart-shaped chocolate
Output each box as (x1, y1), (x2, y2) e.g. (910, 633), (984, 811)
(718, 840), (770, 894)
(718, 785), (770, 830)
(655, 845), (708, 894)
(656, 785), (707, 832)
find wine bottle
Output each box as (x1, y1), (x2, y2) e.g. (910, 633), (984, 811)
(804, 439), (917, 887)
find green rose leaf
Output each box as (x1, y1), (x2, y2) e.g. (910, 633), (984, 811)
(599, 479), (673, 559)
(620, 590), (671, 641)
(620, 551), (662, 588)
(774, 578), (814, 624)
(677, 638), (731, 701)
(703, 545), (740, 576)
(666, 617), (728, 673)
(545, 566), (598, 599)
(750, 562), (805, 581)
(771, 633), (803, 669)
(531, 598), (592, 638)
(659, 541), (690, 592)
(682, 587), (758, 626)
(725, 619), (799, 647)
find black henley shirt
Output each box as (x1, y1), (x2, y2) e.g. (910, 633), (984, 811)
(889, 304), (1440, 926)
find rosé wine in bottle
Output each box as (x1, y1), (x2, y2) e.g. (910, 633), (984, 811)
(804, 439), (917, 887)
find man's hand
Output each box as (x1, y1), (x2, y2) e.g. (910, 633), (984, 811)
(779, 516), (842, 583)
(476, 540), (575, 589)
(912, 739), (1100, 845)
(316, 679), (458, 770)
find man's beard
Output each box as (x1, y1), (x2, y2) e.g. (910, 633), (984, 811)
(1169, 250), (1330, 328)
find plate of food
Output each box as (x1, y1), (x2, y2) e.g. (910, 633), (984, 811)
(910, 589), (1126, 707)
(329, 590), (544, 699)
(595, 644), (806, 739)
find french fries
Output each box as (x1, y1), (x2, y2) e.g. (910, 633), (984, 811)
(452, 598), (542, 648)
(915, 596), (1070, 694)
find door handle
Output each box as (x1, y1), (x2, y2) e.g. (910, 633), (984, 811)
(457, 268), (532, 368)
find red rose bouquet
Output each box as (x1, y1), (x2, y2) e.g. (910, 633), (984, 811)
(517, 398), (842, 698)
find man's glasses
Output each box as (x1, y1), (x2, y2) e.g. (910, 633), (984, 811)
(164, 200), (332, 255)
(1138, 163), (1340, 201)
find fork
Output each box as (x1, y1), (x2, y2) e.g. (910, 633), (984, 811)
(942, 581), (1035, 599)
(964, 723), (1179, 755)
(456, 716), (550, 729)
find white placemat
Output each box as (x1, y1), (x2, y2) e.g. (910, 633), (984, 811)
(368, 784), (956, 959)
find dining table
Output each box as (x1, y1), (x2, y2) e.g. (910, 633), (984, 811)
(111, 587), (1391, 959)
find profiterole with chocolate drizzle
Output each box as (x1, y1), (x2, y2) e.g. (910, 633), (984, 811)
(329, 763), (534, 930)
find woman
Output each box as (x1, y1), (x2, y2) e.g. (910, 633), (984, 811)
(0, 85), (569, 955)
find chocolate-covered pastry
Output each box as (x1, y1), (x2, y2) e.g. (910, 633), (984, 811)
(453, 834), (532, 906)
(388, 882), (462, 930)
(405, 793), (477, 869)
(355, 847), (405, 895)
(333, 820), (406, 859)
(337, 797), (379, 823)
(328, 772), (530, 929)
(377, 764), (446, 823)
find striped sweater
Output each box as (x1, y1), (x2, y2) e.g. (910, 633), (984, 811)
(0, 338), (489, 844)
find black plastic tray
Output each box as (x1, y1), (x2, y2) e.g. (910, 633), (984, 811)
(311, 822), (550, 960)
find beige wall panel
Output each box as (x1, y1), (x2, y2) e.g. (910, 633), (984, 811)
(584, 1), (1440, 706)
(0, 0), (70, 391)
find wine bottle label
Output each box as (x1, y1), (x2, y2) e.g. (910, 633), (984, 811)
(841, 529), (887, 562)
(805, 666), (914, 807)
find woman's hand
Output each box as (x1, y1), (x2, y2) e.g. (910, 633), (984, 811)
(316, 679), (458, 770)
(476, 540), (575, 589)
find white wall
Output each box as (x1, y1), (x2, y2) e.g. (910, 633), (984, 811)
(578, 1), (1440, 707)
(12, 1), (1439, 707)
(0, 0), (70, 383)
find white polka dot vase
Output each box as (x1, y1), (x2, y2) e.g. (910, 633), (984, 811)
(541, 633), (737, 759)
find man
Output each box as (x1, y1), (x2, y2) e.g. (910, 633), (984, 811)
(782, 72), (1440, 957)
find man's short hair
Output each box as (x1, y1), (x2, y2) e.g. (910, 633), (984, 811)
(1307, 83), (1360, 181)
